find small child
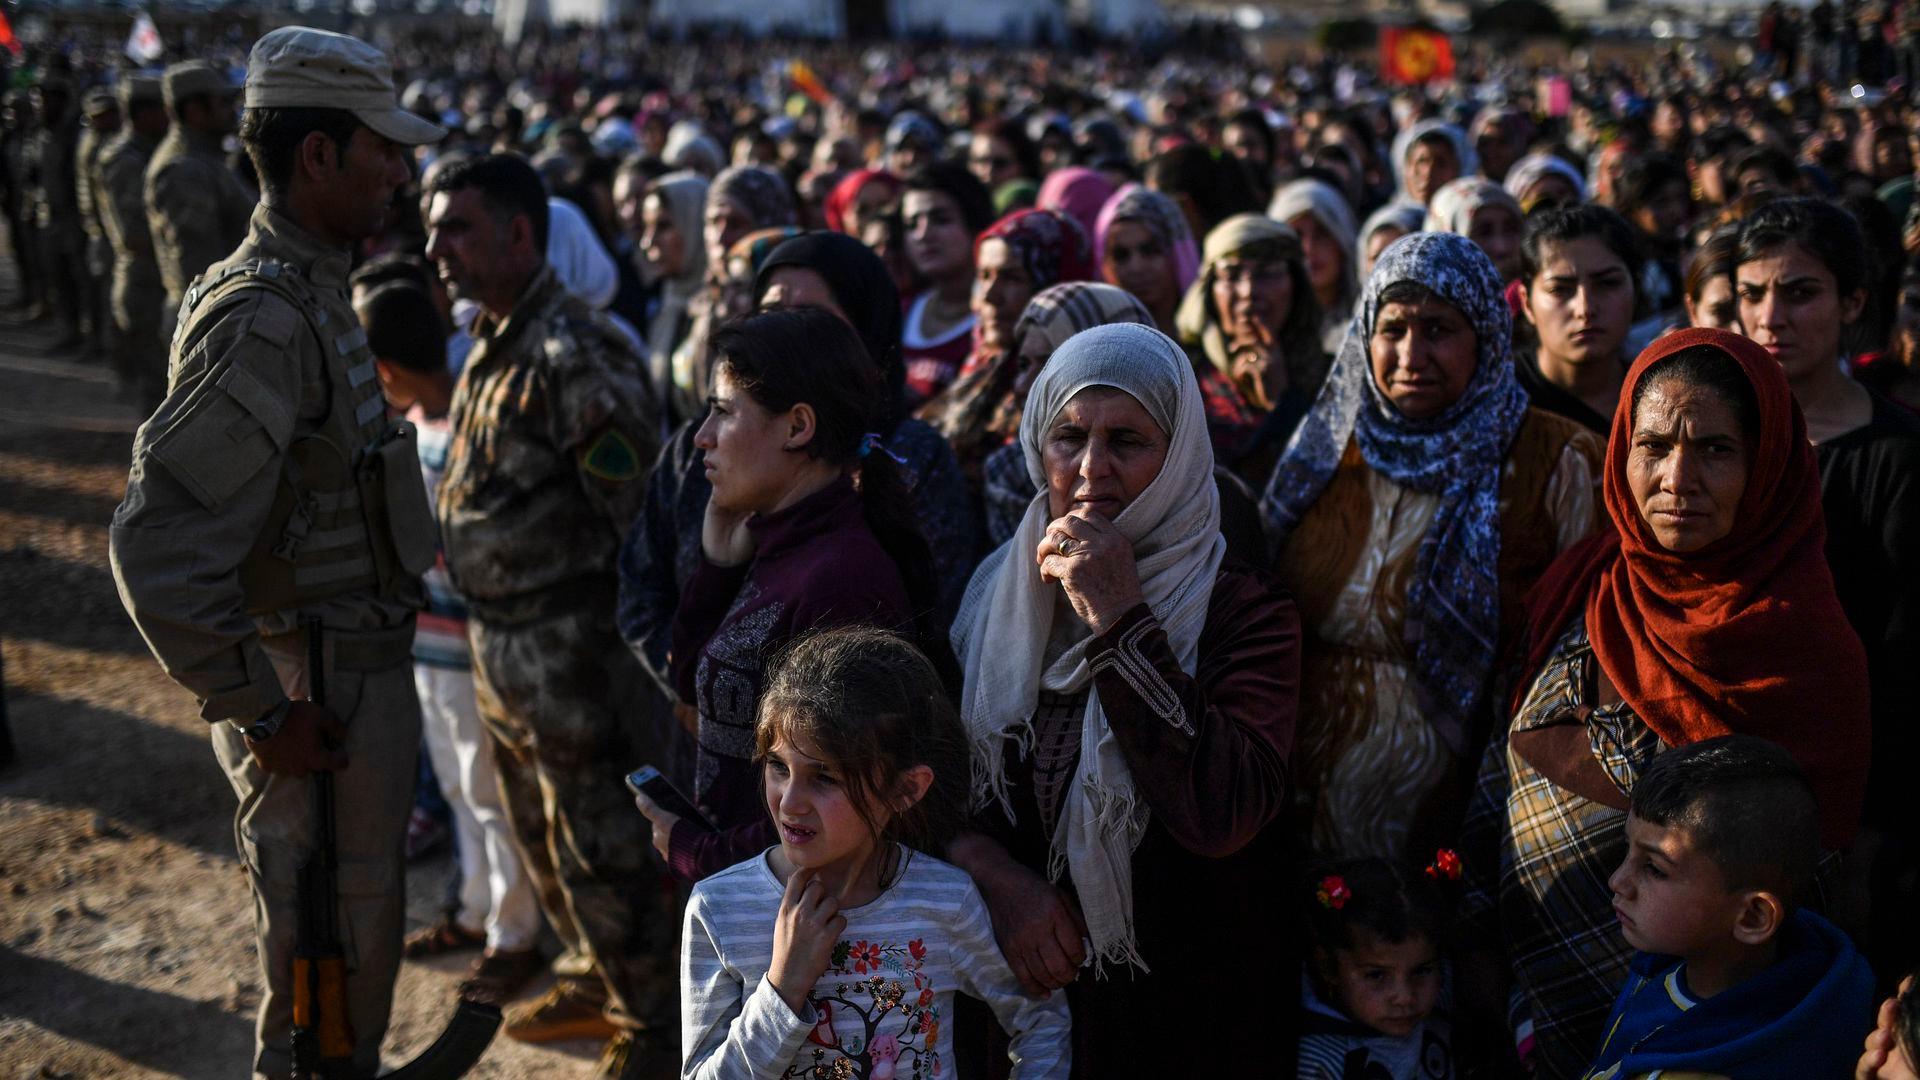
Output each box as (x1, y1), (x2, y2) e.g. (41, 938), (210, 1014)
(680, 627), (1070, 1078)
(1297, 853), (1462, 1079)
(1585, 734), (1876, 1080)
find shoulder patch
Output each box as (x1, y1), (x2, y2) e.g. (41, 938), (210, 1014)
(580, 428), (643, 483)
(244, 293), (302, 349)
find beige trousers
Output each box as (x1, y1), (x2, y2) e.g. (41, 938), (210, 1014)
(211, 636), (420, 1079)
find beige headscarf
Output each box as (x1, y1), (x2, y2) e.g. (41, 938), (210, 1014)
(952, 322), (1224, 973)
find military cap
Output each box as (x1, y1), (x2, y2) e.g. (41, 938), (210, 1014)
(118, 75), (163, 110)
(244, 27), (444, 146)
(163, 61), (237, 110)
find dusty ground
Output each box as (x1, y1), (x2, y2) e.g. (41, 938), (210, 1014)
(0, 276), (609, 1077)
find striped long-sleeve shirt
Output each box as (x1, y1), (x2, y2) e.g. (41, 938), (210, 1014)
(681, 846), (1071, 1079)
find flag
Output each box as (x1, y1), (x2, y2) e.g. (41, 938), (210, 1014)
(1381, 26), (1454, 86)
(0, 10), (19, 56)
(787, 60), (833, 107)
(126, 13), (164, 65)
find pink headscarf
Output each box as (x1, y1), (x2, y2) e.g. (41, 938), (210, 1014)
(1093, 183), (1201, 294)
(1037, 166), (1120, 244)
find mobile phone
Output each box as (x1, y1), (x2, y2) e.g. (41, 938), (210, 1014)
(626, 766), (714, 832)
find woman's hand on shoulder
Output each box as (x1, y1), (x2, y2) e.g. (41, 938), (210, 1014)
(701, 501), (756, 567)
(1036, 509), (1145, 637)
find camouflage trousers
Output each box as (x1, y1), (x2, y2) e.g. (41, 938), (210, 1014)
(469, 595), (678, 1033)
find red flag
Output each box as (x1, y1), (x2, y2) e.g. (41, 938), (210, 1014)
(1381, 26), (1454, 85)
(0, 10), (21, 56)
(787, 60), (833, 107)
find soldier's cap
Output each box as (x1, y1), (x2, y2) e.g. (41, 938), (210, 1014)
(244, 27), (444, 146)
(118, 75), (164, 110)
(163, 61), (238, 110)
(83, 87), (119, 116)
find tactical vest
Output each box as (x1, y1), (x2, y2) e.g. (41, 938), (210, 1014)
(173, 257), (436, 617)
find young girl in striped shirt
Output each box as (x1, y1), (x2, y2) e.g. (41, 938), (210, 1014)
(676, 627), (1070, 1078)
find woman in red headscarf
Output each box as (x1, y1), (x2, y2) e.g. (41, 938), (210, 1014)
(1458, 327), (1870, 1078)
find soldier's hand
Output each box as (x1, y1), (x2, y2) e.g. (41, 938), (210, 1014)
(701, 501), (756, 568)
(247, 701), (349, 776)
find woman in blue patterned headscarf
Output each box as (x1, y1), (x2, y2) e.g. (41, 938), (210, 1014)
(1260, 231), (1605, 859)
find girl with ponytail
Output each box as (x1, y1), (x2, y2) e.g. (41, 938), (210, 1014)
(635, 305), (957, 883)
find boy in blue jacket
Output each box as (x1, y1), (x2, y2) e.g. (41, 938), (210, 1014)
(1583, 735), (1876, 1080)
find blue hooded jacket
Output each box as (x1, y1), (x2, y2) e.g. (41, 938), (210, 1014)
(1584, 909), (1874, 1080)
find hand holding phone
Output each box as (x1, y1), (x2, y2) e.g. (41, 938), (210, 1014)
(627, 766), (714, 833)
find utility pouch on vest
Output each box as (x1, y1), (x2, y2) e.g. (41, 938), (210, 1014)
(356, 421), (436, 595)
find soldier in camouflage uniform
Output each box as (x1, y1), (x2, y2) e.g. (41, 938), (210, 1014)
(145, 61), (250, 334)
(425, 152), (673, 1075)
(110, 28), (444, 1078)
(27, 74), (84, 349)
(77, 88), (121, 360)
(94, 76), (167, 405)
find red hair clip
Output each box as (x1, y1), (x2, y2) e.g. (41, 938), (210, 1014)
(1426, 848), (1464, 882)
(1316, 875), (1351, 910)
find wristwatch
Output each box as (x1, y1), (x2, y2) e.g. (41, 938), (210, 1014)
(235, 699), (292, 742)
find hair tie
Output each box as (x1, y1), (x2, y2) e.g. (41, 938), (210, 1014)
(857, 431), (908, 466)
(1426, 848), (1464, 882)
(1315, 875), (1351, 911)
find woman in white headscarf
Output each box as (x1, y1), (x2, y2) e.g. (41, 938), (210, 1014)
(637, 171), (709, 421)
(947, 322), (1301, 1075)
(1270, 178), (1361, 354)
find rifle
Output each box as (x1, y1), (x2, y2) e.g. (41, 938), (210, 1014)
(287, 617), (503, 1080)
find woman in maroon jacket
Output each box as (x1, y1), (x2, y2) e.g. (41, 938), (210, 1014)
(947, 321), (1303, 1074)
(635, 305), (951, 881)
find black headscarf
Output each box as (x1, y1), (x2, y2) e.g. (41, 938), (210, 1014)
(753, 232), (907, 429)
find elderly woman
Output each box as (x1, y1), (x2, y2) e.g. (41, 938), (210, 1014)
(919, 208), (1094, 482)
(1094, 184), (1200, 334)
(1425, 176), (1527, 283)
(669, 165), (797, 423)
(947, 322), (1301, 1074)
(1460, 329), (1872, 1077)
(1270, 178), (1361, 355)
(1262, 232), (1605, 861)
(1175, 213), (1328, 481)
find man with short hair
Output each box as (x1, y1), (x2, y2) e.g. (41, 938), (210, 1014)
(111, 27), (444, 1077)
(426, 152), (671, 1075)
(145, 60), (251, 330)
(94, 75), (167, 404)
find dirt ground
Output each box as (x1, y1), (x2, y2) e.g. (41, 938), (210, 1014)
(0, 274), (612, 1076)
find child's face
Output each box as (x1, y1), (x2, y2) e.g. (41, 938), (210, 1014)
(1609, 813), (1740, 958)
(763, 731), (882, 876)
(1322, 933), (1442, 1039)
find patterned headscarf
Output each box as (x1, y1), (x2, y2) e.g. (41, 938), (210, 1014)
(1012, 282), (1155, 355)
(709, 165), (798, 231)
(1503, 152), (1587, 211)
(1423, 176), (1524, 237)
(1038, 166), (1120, 242)
(1262, 232), (1530, 752)
(975, 208), (1094, 294)
(1093, 184), (1202, 294)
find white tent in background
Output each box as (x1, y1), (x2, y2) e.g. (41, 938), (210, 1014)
(495, 0), (621, 44)
(649, 0), (845, 38)
(645, 0), (1159, 43)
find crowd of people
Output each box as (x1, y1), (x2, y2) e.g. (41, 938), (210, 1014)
(29, 13), (1915, 1079)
